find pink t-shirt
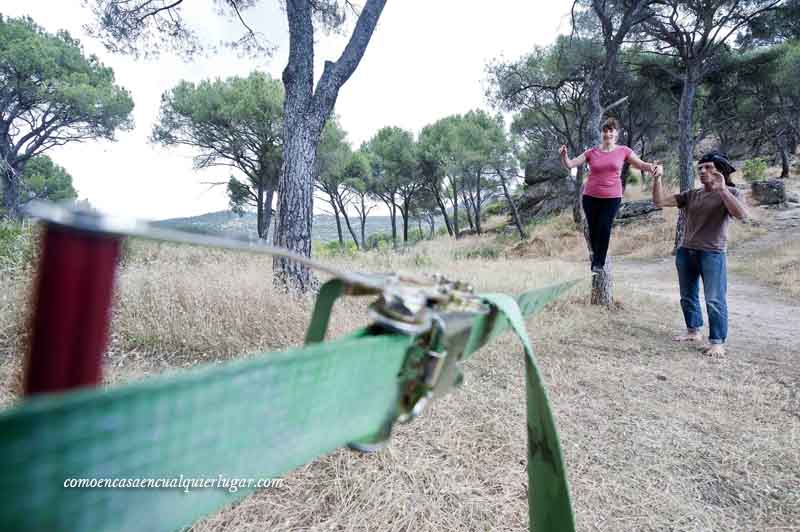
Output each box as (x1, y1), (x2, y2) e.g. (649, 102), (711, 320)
(582, 145), (634, 198)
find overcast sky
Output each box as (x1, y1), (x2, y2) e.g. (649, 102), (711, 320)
(3, 1), (575, 220)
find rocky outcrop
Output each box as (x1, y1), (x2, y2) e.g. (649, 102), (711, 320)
(517, 168), (577, 224)
(751, 180), (786, 205)
(614, 199), (661, 225)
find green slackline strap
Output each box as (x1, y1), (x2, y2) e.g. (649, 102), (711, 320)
(305, 278), (345, 344)
(0, 281), (576, 532)
(482, 293), (575, 532)
(0, 332), (413, 532)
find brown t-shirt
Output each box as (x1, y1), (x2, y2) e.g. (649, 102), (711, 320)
(674, 187), (740, 252)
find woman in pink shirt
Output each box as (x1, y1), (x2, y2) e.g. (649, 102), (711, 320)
(559, 117), (660, 273)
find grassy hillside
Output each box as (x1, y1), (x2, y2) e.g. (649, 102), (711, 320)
(156, 210), (417, 243)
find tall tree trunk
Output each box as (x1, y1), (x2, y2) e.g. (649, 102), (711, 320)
(389, 201), (397, 248)
(474, 173), (482, 234)
(620, 161), (631, 193)
(677, 72), (698, 192)
(432, 186), (453, 236)
(401, 197), (409, 242)
(450, 176), (460, 238)
(777, 131), (790, 178)
(256, 182), (265, 239)
(262, 186), (275, 240)
(360, 196), (367, 247)
(2, 166), (21, 220)
(573, 166), (586, 226)
(583, 77), (614, 306)
(674, 69), (699, 252)
(500, 175), (526, 239)
(331, 197), (343, 244)
(462, 193), (475, 231)
(335, 195), (360, 249)
(427, 213), (435, 238)
(274, 0), (386, 292)
(274, 115), (320, 292)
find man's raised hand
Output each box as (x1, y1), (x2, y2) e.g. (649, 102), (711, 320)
(710, 169), (726, 191)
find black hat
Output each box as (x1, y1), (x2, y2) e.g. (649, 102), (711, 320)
(698, 151), (736, 176)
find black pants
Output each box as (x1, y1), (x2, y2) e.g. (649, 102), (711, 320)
(582, 195), (622, 269)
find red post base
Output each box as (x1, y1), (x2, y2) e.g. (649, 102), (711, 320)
(24, 225), (121, 396)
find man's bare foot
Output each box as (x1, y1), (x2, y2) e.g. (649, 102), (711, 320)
(702, 344), (726, 357)
(673, 331), (703, 342)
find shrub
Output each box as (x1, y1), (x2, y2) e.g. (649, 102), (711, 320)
(0, 221), (37, 274)
(483, 202), (507, 217)
(364, 232), (394, 250)
(315, 240), (359, 257)
(743, 158), (768, 182)
(407, 228), (426, 244)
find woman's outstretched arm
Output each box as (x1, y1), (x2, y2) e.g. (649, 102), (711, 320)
(627, 152), (658, 175)
(559, 145), (586, 170)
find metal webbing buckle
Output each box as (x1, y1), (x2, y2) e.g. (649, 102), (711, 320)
(348, 274), (489, 453)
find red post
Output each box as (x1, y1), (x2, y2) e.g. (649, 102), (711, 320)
(23, 224), (121, 396)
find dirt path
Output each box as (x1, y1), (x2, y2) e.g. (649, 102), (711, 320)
(614, 204), (800, 358)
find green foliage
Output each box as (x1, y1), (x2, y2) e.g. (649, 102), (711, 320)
(406, 228), (426, 243)
(0, 15), (134, 215)
(316, 118), (352, 182)
(364, 231), (394, 250)
(483, 201), (508, 217)
(363, 126), (417, 208)
(19, 155), (78, 202)
(418, 118), (457, 171)
(152, 72), (283, 230)
(84, 0), (349, 59)
(743, 158), (769, 182)
(342, 151), (371, 189)
(314, 117), (354, 219)
(702, 44), (800, 160)
(168, 223), (219, 235)
(0, 16), (134, 137)
(314, 239), (358, 258)
(738, 0), (800, 46)
(0, 221), (37, 273)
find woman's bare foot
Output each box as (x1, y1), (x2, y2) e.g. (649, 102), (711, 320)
(673, 331), (703, 342)
(702, 344), (726, 357)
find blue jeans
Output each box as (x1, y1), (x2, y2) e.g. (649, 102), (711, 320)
(675, 247), (728, 344)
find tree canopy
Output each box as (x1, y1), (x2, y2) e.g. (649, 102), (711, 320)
(19, 155), (78, 203)
(0, 15), (133, 218)
(152, 72), (283, 239)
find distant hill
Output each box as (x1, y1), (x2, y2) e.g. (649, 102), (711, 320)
(155, 210), (415, 243)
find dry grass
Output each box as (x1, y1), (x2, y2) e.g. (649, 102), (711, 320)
(0, 198), (797, 531)
(730, 239), (800, 298)
(503, 201), (765, 265)
(728, 175), (800, 297)
(0, 272), (27, 406)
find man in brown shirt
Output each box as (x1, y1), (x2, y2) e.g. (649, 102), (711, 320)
(652, 151), (748, 356)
